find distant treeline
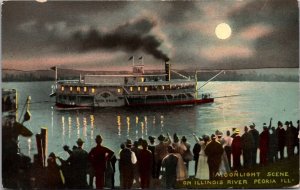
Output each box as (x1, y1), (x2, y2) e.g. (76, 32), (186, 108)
(2, 73), (54, 82)
(194, 71), (299, 82)
(2, 70), (299, 82)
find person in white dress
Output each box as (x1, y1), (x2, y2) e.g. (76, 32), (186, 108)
(194, 134), (210, 180)
(169, 133), (188, 181)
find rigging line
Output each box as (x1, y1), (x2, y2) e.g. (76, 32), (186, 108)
(170, 70), (189, 79)
(197, 70), (225, 91)
(18, 96), (30, 122)
(213, 94), (241, 99)
(17, 100), (55, 105)
(18, 100), (27, 122)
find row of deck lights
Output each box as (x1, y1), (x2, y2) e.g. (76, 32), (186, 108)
(60, 85), (150, 94)
(61, 86), (96, 93)
(60, 84), (192, 94)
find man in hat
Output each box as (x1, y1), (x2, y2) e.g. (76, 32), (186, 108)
(259, 126), (269, 166)
(119, 139), (137, 189)
(192, 135), (201, 175)
(162, 145), (178, 189)
(66, 138), (89, 188)
(276, 121), (286, 160)
(268, 127), (278, 163)
(241, 126), (254, 168)
(204, 134), (224, 179)
(131, 141), (141, 188)
(231, 128), (237, 138)
(137, 140), (153, 189)
(249, 123), (259, 165)
(231, 129), (242, 171)
(89, 135), (114, 189)
(154, 134), (171, 179)
(148, 136), (156, 179)
(285, 121), (294, 158)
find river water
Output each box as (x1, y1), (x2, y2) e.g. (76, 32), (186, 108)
(2, 81), (299, 181)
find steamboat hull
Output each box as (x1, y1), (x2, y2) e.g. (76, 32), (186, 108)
(127, 98), (214, 107)
(54, 97), (214, 109)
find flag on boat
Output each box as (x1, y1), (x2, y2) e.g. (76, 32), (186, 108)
(128, 56), (133, 61)
(50, 66), (57, 71)
(138, 56), (143, 60)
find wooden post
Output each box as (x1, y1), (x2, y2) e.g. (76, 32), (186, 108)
(35, 128), (48, 167)
(41, 128), (48, 167)
(35, 134), (43, 167)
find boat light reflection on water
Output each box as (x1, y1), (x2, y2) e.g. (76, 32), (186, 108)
(24, 112), (167, 157)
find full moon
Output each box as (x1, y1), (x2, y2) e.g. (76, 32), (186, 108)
(215, 23), (232, 40)
(36, 0), (47, 3)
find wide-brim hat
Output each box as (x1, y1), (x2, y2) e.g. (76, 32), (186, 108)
(234, 129), (240, 134)
(126, 139), (132, 146)
(181, 136), (187, 141)
(76, 138), (84, 144)
(285, 121), (290, 125)
(158, 134), (165, 141)
(148, 136), (156, 141)
(249, 125), (255, 129)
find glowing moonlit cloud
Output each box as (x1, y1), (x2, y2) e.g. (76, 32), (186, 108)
(36, 0), (47, 3)
(215, 23), (232, 40)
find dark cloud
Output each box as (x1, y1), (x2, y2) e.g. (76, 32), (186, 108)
(68, 17), (169, 61)
(2, 1), (129, 58)
(162, 1), (201, 23)
(2, 1), (298, 70)
(229, 0), (299, 68)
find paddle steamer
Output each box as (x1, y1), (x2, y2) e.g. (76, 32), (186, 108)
(50, 60), (214, 109)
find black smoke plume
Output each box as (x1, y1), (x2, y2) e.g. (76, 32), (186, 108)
(70, 17), (170, 61)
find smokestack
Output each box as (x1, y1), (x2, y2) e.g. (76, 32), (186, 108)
(165, 60), (171, 81)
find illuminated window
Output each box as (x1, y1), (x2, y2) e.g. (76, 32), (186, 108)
(84, 87), (87, 92)
(141, 77), (144, 82)
(138, 87), (141, 91)
(61, 86), (64, 91)
(162, 86), (165, 90)
(130, 87), (133, 92)
(91, 88), (95, 93)
(77, 87), (80, 92)
(70, 87), (73, 91)
(117, 88), (121, 93)
(144, 87), (148, 92)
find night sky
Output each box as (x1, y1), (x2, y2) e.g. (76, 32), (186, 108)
(2, 0), (299, 71)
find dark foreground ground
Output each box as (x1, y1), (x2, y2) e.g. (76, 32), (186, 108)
(177, 155), (299, 189)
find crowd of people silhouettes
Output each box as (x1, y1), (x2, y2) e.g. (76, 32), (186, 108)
(5, 118), (299, 189)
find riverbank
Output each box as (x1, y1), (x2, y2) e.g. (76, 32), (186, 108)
(177, 155), (299, 189)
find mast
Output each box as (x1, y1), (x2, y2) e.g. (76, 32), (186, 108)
(50, 66), (57, 82)
(195, 71), (198, 98)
